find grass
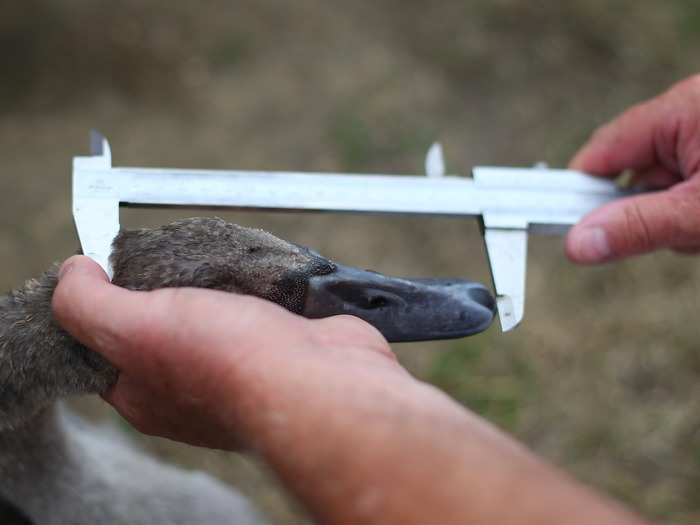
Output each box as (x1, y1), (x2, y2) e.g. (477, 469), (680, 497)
(208, 34), (250, 71)
(5, 2), (700, 523)
(329, 108), (435, 172)
(428, 334), (536, 432)
(673, 0), (700, 42)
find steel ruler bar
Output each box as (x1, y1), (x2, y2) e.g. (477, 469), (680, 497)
(76, 166), (622, 222)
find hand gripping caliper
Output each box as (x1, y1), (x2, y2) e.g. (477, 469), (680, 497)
(73, 132), (632, 332)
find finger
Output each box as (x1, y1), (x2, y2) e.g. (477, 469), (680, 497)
(103, 375), (161, 434)
(566, 181), (700, 263)
(52, 256), (150, 368)
(673, 244), (700, 255)
(569, 93), (678, 177)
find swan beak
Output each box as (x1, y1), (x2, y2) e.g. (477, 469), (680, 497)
(303, 264), (496, 342)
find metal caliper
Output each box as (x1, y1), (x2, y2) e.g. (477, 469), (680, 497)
(73, 132), (631, 332)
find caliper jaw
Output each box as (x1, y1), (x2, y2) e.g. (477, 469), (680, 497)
(482, 224), (528, 332)
(72, 131), (120, 279)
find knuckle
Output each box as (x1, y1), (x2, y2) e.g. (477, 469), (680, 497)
(335, 314), (378, 336)
(670, 188), (700, 242)
(369, 341), (398, 362)
(337, 316), (393, 357)
(312, 314), (392, 356)
(622, 201), (654, 252)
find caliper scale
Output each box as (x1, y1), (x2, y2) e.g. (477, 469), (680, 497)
(73, 132), (631, 332)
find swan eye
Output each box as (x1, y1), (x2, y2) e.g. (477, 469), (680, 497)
(311, 260), (336, 276)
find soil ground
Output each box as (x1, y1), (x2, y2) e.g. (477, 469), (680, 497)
(2, 2), (700, 523)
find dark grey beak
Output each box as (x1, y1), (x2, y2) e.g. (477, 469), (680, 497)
(302, 264), (496, 342)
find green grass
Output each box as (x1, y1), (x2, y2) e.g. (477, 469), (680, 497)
(673, 0), (700, 41)
(329, 109), (434, 172)
(427, 335), (536, 432)
(208, 34), (250, 71)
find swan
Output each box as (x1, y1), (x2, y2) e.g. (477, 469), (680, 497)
(0, 217), (495, 524)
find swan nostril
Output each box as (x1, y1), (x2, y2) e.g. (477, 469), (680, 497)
(467, 286), (496, 312)
(367, 295), (389, 309)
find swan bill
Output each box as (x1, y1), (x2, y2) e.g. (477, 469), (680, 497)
(303, 264), (496, 342)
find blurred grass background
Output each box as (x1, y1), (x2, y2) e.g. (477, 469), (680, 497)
(2, 1), (700, 523)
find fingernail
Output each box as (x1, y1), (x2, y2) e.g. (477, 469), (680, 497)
(58, 261), (75, 280)
(572, 227), (612, 262)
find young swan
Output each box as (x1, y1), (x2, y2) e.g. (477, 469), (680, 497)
(0, 217), (495, 525)
(0, 217), (336, 525)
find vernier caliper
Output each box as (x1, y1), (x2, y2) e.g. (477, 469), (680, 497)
(73, 131), (631, 332)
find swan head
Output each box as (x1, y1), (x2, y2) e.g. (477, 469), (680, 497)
(111, 217), (496, 342)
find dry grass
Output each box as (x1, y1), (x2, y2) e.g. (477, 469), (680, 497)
(2, 1), (700, 523)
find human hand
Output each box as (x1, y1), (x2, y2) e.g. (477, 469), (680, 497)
(52, 255), (401, 450)
(567, 75), (700, 264)
(53, 256), (651, 525)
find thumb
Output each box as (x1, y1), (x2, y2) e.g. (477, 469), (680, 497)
(566, 181), (700, 263)
(52, 255), (150, 369)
